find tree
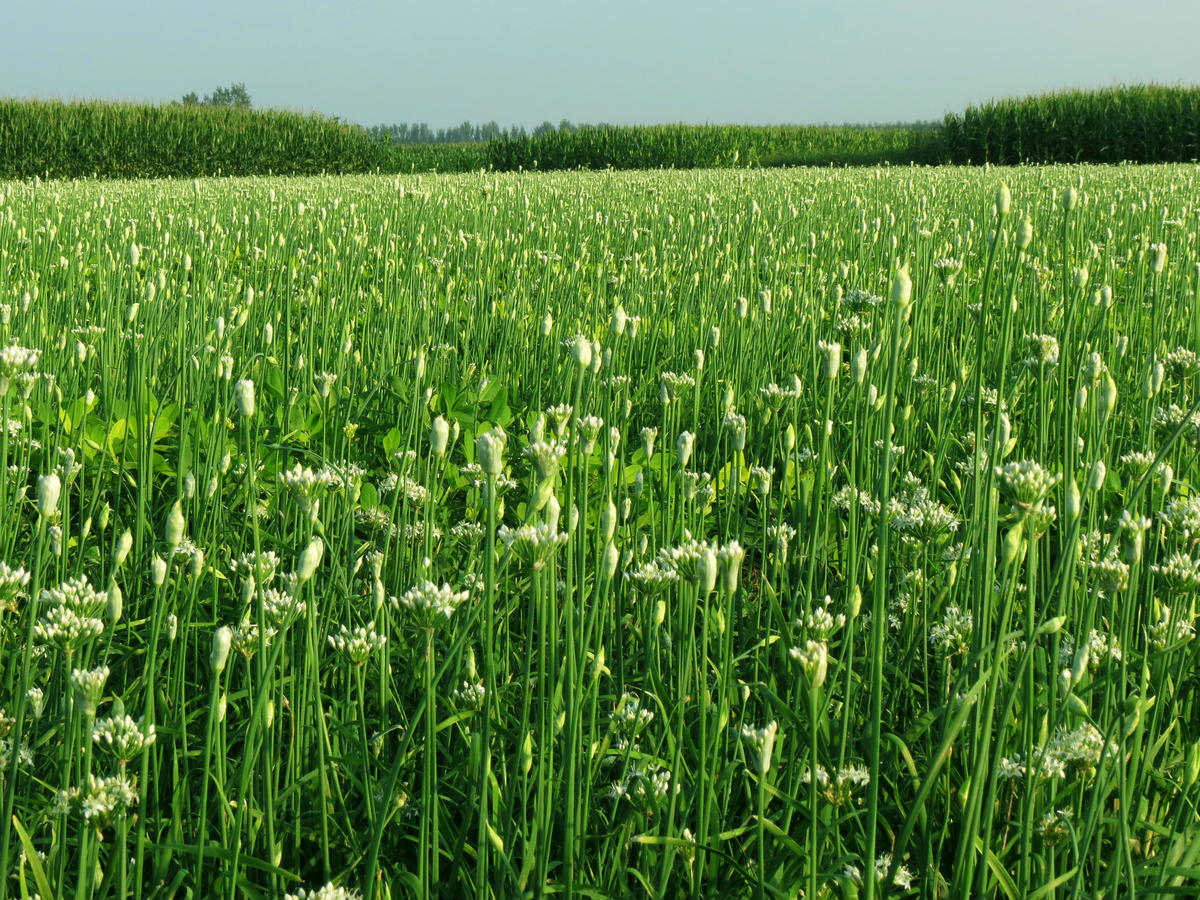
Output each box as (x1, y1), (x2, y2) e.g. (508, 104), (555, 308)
(181, 83), (252, 108)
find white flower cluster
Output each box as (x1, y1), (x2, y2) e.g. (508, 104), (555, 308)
(740, 720), (779, 775)
(611, 692), (655, 735)
(802, 762), (871, 805)
(394, 581), (470, 625)
(72, 773), (139, 829)
(999, 722), (1118, 780)
(1148, 603), (1196, 649)
(231, 621), (275, 658)
(524, 438), (567, 477)
(1059, 629), (1122, 673)
(498, 522), (569, 570)
(994, 459), (1061, 510)
(1153, 403), (1200, 436)
(35, 577), (107, 651)
(609, 762), (677, 807)
(799, 595), (846, 641)
(759, 378), (803, 406)
(230, 550), (282, 583)
(842, 854), (915, 892)
(327, 621), (387, 664)
(284, 882), (363, 900)
(0, 561), (31, 604)
(0, 342), (40, 394)
(625, 557), (680, 593)
(930, 605), (973, 657)
(1023, 333), (1061, 368)
(451, 681), (486, 707)
(659, 370), (695, 403)
(1160, 495), (1200, 540)
(92, 712), (156, 761)
(458, 463), (518, 491)
(1079, 531), (1130, 593)
(263, 587), (306, 628)
(1163, 345), (1200, 375)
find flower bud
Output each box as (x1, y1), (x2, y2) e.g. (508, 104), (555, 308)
(296, 536), (324, 583)
(1070, 645), (1090, 687)
(610, 304), (627, 336)
(151, 555), (168, 587)
(891, 266), (913, 308)
(37, 472), (61, 519)
(107, 577), (123, 624)
(603, 541), (619, 579)
(210, 626), (232, 676)
(677, 431), (695, 469)
(1150, 242), (1167, 274)
(719, 541), (745, 594)
(569, 335), (592, 369)
(1097, 372), (1117, 420)
(234, 379), (255, 417)
(1066, 693), (1089, 717)
(521, 732), (534, 775)
(599, 496), (617, 542)
(114, 529), (133, 567)
(1000, 521), (1024, 566)
(430, 416), (450, 456)
(820, 341), (842, 381)
(699, 544), (718, 595)
(1017, 220), (1034, 249)
(851, 346), (868, 384)
(477, 429), (505, 477)
(1065, 478), (1081, 520)
(996, 184), (1012, 216)
(165, 500), (186, 550)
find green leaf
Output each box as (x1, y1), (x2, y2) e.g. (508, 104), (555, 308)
(381, 427), (402, 457)
(11, 815), (54, 900)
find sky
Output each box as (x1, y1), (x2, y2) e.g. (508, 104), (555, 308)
(4, 0), (1199, 129)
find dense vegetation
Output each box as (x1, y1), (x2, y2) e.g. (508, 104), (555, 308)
(5, 85), (1199, 179)
(942, 84), (1200, 164)
(0, 99), (487, 179)
(0, 100), (938, 179)
(482, 123), (944, 170)
(2, 164), (1200, 900)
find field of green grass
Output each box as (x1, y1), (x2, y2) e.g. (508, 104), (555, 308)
(1, 163), (1198, 900)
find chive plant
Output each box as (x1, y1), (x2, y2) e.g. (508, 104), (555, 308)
(0, 165), (1198, 900)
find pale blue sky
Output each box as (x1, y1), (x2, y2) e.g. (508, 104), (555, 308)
(5, 0), (1198, 128)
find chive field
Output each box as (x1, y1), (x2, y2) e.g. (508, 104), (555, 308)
(1, 164), (1199, 899)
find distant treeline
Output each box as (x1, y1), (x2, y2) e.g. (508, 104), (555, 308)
(2, 85), (1199, 180)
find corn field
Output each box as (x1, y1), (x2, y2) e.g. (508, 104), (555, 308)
(942, 85), (1200, 165)
(0, 100), (488, 179)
